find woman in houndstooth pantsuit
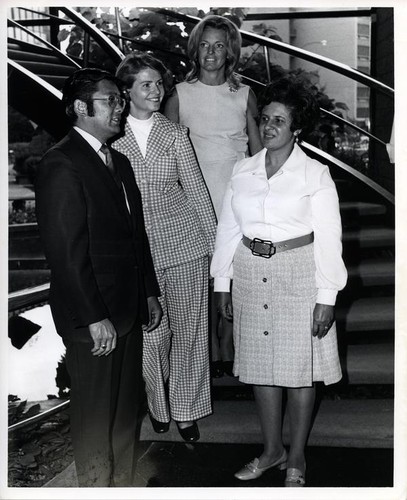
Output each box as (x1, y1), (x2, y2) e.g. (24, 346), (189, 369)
(113, 53), (217, 442)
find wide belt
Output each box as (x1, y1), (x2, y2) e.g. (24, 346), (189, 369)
(242, 232), (314, 259)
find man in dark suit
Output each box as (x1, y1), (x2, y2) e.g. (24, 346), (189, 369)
(35, 68), (162, 487)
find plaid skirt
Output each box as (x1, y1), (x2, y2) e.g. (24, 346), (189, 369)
(232, 241), (342, 387)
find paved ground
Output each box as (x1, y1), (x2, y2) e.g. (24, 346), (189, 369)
(136, 441), (394, 489)
(46, 439), (393, 489)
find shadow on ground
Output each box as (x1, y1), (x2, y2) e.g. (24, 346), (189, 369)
(135, 441), (393, 488)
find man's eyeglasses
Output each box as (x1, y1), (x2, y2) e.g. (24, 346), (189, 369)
(91, 95), (126, 108)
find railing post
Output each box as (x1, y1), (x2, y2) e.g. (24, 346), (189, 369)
(263, 45), (271, 84)
(114, 7), (124, 53)
(48, 7), (60, 49)
(83, 31), (90, 67)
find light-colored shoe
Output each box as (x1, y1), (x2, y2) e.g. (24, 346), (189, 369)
(285, 467), (306, 487)
(234, 449), (288, 481)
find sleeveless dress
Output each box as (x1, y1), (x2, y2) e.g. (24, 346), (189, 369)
(177, 80), (250, 218)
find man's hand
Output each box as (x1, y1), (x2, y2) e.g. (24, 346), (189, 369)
(216, 292), (233, 321)
(313, 303), (335, 339)
(143, 296), (163, 332)
(89, 318), (117, 356)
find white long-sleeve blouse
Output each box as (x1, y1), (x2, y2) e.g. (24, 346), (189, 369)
(210, 144), (348, 305)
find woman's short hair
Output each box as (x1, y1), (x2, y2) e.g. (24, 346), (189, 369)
(186, 15), (242, 89)
(115, 51), (173, 93)
(63, 68), (121, 123)
(258, 77), (321, 140)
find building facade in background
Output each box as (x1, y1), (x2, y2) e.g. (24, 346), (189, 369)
(242, 7), (372, 128)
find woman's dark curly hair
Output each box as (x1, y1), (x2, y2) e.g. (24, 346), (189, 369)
(258, 77), (320, 141)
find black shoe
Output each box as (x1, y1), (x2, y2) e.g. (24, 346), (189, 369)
(149, 414), (170, 433)
(176, 421), (200, 442)
(223, 360), (234, 377)
(211, 361), (224, 378)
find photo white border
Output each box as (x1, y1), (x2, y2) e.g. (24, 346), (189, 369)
(1, 1), (406, 499)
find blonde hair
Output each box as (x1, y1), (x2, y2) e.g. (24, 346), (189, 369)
(185, 15), (242, 90)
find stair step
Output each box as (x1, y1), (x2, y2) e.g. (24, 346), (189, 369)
(8, 48), (62, 64)
(212, 343), (394, 386)
(343, 343), (394, 384)
(337, 296), (394, 332)
(140, 399), (393, 448)
(15, 60), (76, 76)
(38, 74), (73, 89)
(347, 258), (395, 286)
(340, 201), (387, 217)
(342, 227), (394, 248)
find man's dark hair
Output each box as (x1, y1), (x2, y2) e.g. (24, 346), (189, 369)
(63, 68), (122, 123)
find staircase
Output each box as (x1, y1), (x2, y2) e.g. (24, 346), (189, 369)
(7, 8), (395, 452)
(139, 168), (395, 449)
(7, 38), (71, 140)
(8, 38), (79, 90)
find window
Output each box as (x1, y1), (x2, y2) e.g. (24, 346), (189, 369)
(357, 23), (370, 37)
(358, 45), (370, 57)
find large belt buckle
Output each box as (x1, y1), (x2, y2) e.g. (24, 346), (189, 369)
(249, 238), (276, 258)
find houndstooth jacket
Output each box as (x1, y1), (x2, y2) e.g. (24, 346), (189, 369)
(112, 112), (217, 270)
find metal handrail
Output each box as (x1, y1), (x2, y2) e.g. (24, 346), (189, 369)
(8, 18), (80, 69)
(11, 6), (69, 23)
(320, 109), (387, 146)
(9, 5), (394, 98)
(238, 76), (387, 146)
(10, 6), (125, 66)
(9, 282), (50, 313)
(8, 59), (63, 100)
(240, 31), (393, 96)
(302, 142), (395, 205)
(7, 10), (394, 202)
(100, 29), (190, 62)
(59, 7), (124, 64)
(244, 9), (374, 20)
(93, 9), (392, 146)
(150, 8), (394, 96)
(8, 400), (70, 432)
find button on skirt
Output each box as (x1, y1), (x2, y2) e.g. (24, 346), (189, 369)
(232, 241), (342, 387)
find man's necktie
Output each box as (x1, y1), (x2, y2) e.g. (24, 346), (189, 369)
(100, 144), (122, 190)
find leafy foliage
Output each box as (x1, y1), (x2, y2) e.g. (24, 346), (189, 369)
(8, 409), (73, 487)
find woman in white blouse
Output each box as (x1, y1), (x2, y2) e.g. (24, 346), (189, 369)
(210, 77), (347, 486)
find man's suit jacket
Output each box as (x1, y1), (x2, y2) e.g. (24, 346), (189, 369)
(35, 129), (160, 343)
(112, 112), (217, 271)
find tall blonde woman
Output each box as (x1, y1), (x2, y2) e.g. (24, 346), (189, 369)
(113, 53), (217, 442)
(165, 14), (262, 378)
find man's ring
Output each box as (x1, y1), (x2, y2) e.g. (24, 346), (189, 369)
(101, 344), (107, 348)
(324, 326), (329, 330)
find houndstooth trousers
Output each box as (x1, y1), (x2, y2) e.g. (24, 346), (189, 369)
(143, 256), (212, 422)
(232, 241), (342, 387)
